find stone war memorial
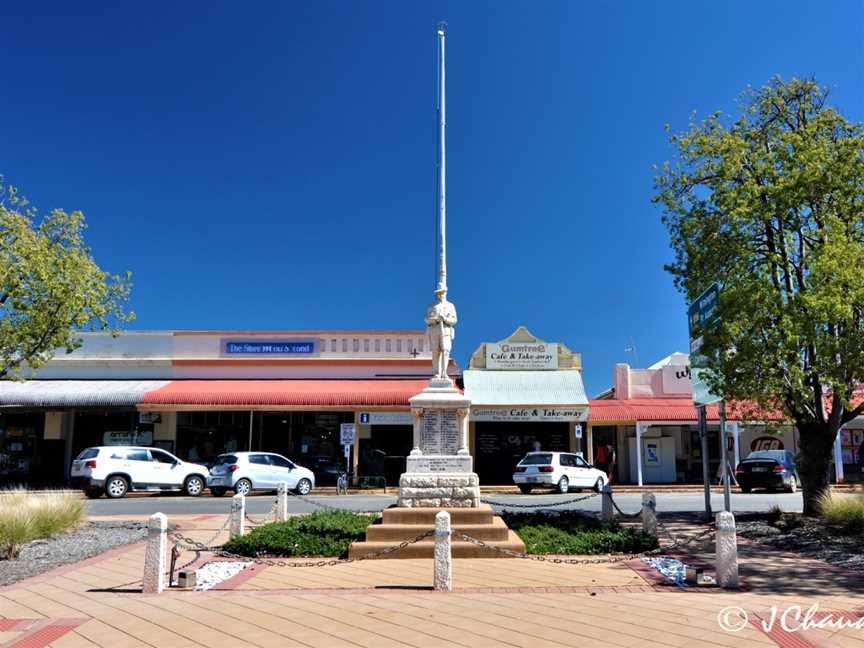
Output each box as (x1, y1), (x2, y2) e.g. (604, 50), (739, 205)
(349, 24), (524, 558)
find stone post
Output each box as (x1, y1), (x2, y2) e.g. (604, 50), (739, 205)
(715, 511), (739, 589)
(601, 484), (613, 522)
(434, 511), (453, 592)
(641, 492), (657, 537)
(143, 512), (167, 594)
(277, 482), (289, 522)
(230, 493), (246, 539)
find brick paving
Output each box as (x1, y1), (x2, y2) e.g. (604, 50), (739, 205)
(1, 515), (863, 647)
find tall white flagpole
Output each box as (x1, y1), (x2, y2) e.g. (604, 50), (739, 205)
(437, 22), (447, 295)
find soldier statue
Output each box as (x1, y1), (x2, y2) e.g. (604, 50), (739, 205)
(426, 288), (457, 380)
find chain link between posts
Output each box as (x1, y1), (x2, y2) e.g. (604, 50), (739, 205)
(480, 491), (601, 509)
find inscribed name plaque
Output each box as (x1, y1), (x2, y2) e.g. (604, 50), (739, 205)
(420, 409), (460, 455)
(406, 454), (473, 473)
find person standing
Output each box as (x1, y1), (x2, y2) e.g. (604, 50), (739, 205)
(595, 443), (608, 477)
(605, 443), (617, 484)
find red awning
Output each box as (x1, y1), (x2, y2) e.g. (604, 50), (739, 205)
(588, 397), (724, 423)
(142, 380), (428, 407)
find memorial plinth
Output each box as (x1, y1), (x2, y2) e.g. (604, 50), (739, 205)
(398, 378), (480, 508)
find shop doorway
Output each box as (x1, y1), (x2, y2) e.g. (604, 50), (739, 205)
(591, 425), (618, 484)
(358, 425), (412, 488)
(474, 422), (569, 484)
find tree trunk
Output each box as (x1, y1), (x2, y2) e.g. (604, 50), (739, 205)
(796, 422), (837, 516)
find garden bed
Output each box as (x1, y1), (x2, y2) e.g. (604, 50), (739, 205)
(0, 520), (146, 585)
(502, 510), (659, 555)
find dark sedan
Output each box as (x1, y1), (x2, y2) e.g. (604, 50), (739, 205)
(735, 449), (800, 493)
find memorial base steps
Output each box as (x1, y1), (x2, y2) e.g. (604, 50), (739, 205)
(348, 505), (526, 559)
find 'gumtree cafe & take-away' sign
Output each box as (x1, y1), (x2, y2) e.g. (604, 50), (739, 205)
(486, 342), (558, 370)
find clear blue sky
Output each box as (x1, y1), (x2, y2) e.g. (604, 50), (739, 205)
(3, 1), (863, 394)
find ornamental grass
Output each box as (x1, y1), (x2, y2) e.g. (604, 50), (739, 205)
(0, 488), (86, 559)
(818, 489), (864, 535)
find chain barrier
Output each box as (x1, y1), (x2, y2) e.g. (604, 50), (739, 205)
(167, 527), (435, 567)
(457, 522), (717, 565)
(480, 491), (600, 509)
(608, 494), (643, 519)
(244, 496), (280, 527)
(280, 487), (382, 516)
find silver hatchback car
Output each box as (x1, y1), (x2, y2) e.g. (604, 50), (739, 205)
(207, 452), (315, 497)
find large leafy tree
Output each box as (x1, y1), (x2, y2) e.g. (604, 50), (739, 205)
(0, 178), (134, 380)
(654, 77), (864, 515)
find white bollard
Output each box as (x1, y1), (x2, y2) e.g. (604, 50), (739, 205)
(641, 492), (658, 537)
(230, 493), (246, 538)
(715, 511), (739, 589)
(434, 511), (453, 592)
(277, 482), (289, 522)
(143, 512), (167, 594)
(601, 484), (614, 522)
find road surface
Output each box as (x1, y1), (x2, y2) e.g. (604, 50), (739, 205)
(86, 491), (805, 517)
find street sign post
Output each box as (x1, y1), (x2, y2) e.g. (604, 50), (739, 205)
(340, 423), (356, 446)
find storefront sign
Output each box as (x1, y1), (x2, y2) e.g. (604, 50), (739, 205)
(661, 365), (692, 395)
(138, 412), (162, 424)
(222, 338), (318, 356)
(339, 423), (356, 446)
(471, 407), (587, 422)
(103, 431), (153, 446)
(751, 436), (784, 451)
(486, 342), (558, 370)
(359, 412), (413, 425)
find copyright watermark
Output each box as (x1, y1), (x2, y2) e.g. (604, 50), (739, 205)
(718, 604), (864, 633)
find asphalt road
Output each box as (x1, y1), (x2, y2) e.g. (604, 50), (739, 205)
(86, 490), (805, 517)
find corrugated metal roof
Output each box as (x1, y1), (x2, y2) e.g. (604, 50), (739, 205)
(142, 379), (428, 407)
(0, 380), (170, 407)
(587, 398), (789, 423)
(463, 370), (589, 406)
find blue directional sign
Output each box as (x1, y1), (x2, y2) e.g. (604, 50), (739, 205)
(688, 283), (722, 406)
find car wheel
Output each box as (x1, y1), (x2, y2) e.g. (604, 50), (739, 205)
(594, 477), (605, 493)
(295, 478), (312, 496)
(740, 485), (752, 494)
(234, 478), (252, 496)
(518, 485), (533, 494)
(184, 475), (204, 497)
(557, 476), (569, 494)
(210, 487), (227, 497)
(84, 488), (102, 499)
(786, 476), (798, 493)
(105, 475), (129, 499)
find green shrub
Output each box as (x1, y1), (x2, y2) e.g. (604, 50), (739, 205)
(502, 511), (659, 555)
(819, 490), (864, 534)
(0, 488), (86, 559)
(222, 510), (377, 558)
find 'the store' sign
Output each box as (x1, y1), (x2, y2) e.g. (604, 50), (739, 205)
(486, 342), (558, 370)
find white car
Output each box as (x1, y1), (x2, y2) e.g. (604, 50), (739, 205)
(70, 446), (210, 499)
(512, 451), (608, 494)
(207, 452), (315, 497)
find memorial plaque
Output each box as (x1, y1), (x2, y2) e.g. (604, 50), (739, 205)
(420, 408), (461, 455)
(406, 454), (473, 473)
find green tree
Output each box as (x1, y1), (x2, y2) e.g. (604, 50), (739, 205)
(654, 77), (864, 516)
(0, 178), (134, 380)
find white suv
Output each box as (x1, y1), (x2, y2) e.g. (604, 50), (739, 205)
(207, 452), (315, 496)
(70, 446), (210, 499)
(512, 451), (607, 494)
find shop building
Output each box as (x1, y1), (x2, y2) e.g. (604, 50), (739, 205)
(0, 330), (456, 486)
(463, 327), (589, 484)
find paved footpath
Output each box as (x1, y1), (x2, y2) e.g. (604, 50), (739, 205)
(1, 515), (863, 648)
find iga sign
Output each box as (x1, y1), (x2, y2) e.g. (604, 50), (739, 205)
(751, 436), (784, 451)
(471, 407), (587, 422)
(486, 342), (558, 370)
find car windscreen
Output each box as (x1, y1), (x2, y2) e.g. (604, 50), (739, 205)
(746, 450), (785, 461)
(519, 453), (553, 465)
(214, 455), (238, 465)
(76, 448), (99, 460)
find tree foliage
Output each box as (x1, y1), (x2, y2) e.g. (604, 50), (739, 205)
(0, 178), (134, 379)
(654, 77), (864, 514)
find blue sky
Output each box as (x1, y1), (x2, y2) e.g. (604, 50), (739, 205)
(3, 1), (863, 394)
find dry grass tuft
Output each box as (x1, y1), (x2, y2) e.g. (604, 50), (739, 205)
(0, 488), (86, 559)
(818, 489), (864, 535)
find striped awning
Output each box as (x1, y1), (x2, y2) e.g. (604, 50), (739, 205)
(142, 379), (428, 408)
(463, 370), (589, 406)
(0, 380), (170, 408)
